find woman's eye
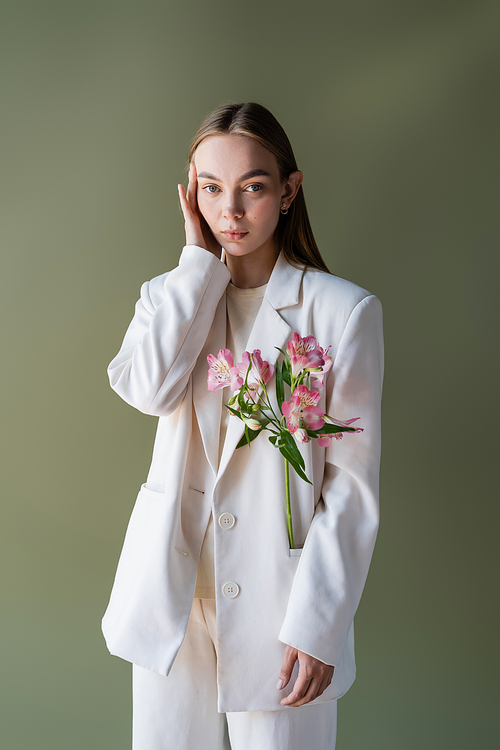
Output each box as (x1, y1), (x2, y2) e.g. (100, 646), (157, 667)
(246, 184), (262, 193)
(203, 185), (220, 194)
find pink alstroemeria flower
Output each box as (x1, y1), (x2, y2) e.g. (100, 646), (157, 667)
(207, 349), (243, 392)
(282, 385), (325, 434)
(237, 349), (274, 390)
(310, 346), (333, 388)
(317, 417), (364, 447)
(286, 333), (325, 378)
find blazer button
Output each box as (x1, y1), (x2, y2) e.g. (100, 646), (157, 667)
(218, 512), (235, 529)
(222, 581), (240, 599)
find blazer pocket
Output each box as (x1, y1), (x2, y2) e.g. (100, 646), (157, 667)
(289, 548), (303, 557)
(139, 482), (166, 499)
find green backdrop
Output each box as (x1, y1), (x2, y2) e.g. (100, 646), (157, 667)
(1, 1), (499, 747)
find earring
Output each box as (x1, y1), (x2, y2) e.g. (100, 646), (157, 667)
(281, 203), (288, 215)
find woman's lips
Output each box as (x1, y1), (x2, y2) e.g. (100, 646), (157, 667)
(222, 231), (248, 241)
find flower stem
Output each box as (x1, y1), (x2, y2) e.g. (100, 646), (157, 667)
(284, 458), (295, 548)
(260, 383), (281, 423)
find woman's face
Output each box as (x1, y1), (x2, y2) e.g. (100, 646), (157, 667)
(193, 134), (299, 262)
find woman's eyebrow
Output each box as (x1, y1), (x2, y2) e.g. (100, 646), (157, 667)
(197, 169), (271, 181)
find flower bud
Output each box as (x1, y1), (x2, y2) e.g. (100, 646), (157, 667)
(294, 428), (311, 443)
(241, 415), (261, 431)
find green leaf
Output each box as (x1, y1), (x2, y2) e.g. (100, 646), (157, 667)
(315, 423), (357, 435)
(281, 430), (305, 469)
(236, 429), (257, 449)
(268, 435), (277, 446)
(276, 361), (284, 410)
(275, 346), (288, 358)
(281, 362), (291, 387)
(226, 405), (243, 419)
(235, 417), (271, 450)
(237, 388), (246, 410)
(278, 446), (312, 484)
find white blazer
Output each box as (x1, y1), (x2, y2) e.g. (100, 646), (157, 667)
(102, 245), (384, 713)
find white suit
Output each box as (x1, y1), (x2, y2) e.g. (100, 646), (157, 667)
(102, 245), (384, 714)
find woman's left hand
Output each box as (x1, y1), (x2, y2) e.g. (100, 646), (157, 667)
(277, 645), (334, 707)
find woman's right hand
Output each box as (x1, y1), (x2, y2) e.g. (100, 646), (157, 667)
(177, 163), (222, 259)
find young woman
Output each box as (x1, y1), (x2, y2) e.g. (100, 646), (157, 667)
(102, 102), (384, 750)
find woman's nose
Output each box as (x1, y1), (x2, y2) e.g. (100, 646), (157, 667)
(223, 193), (244, 219)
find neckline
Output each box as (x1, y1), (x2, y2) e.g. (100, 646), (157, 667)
(226, 281), (268, 299)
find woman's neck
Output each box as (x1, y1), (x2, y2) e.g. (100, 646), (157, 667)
(225, 244), (280, 289)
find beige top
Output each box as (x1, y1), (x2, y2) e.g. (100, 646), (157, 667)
(194, 280), (267, 598)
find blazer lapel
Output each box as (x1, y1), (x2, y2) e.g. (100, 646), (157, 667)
(215, 253), (304, 486)
(192, 293), (226, 476)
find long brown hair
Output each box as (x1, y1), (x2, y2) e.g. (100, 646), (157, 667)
(188, 102), (330, 273)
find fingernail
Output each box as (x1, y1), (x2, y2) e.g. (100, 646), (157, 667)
(276, 679), (285, 690)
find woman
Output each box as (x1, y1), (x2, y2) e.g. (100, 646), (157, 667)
(102, 102), (384, 750)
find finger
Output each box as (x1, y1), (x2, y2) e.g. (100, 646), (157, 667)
(177, 182), (186, 206)
(186, 162), (198, 212)
(279, 668), (312, 705)
(177, 183), (191, 222)
(277, 646), (298, 690)
(316, 673), (331, 699)
(297, 676), (325, 706)
(281, 675), (323, 707)
(299, 667), (334, 705)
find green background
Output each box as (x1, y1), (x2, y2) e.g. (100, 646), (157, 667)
(1, 1), (498, 747)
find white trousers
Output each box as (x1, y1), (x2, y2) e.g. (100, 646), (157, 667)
(133, 598), (337, 750)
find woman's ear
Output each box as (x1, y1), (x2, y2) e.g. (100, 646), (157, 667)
(281, 170), (303, 210)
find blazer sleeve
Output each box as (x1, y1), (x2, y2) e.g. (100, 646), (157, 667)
(278, 294), (384, 666)
(107, 245), (231, 416)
